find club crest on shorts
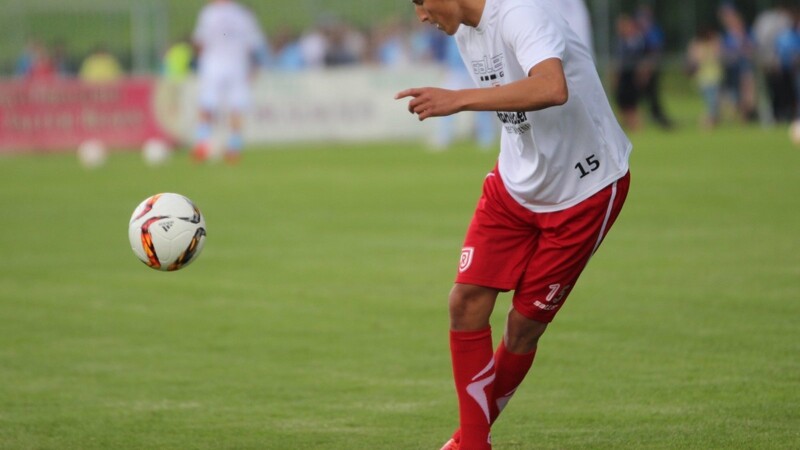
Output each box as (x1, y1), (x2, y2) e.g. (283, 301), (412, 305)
(459, 247), (475, 273)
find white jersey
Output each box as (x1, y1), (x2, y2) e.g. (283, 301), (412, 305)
(454, 0), (631, 213)
(553, 0), (593, 53)
(193, 1), (265, 77)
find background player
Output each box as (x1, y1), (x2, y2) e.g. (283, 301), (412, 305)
(396, 0), (632, 448)
(191, 0), (269, 163)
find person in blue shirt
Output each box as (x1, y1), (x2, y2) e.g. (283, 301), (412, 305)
(614, 14), (646, 130)
(774, 15), (800, 119)
(636, 4), (674, 129)
(718, 2), (759, 122)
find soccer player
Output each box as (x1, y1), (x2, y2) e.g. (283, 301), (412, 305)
(191, 0), (269, 163)
(395, 0), (632, 449)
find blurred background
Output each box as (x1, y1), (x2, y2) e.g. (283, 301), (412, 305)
(0, 0), (792, 73)
(1, 2), (799, 449)
(1, 0), (799, 154)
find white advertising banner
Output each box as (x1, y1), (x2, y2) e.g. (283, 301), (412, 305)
(154, 66), (449, 145)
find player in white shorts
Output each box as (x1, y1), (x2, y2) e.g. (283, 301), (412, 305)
(396, 0), (632, 448)
(191, 0), (268, 163)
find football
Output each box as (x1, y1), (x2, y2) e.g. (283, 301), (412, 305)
(142, 138), (172, 166)
(128, 193), (207, 271)
(77, 138), (107, 169)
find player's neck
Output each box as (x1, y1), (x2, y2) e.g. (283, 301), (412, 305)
(461, 0), (486, 28)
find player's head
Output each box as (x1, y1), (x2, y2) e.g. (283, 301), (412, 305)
(409, 0), (482, 36)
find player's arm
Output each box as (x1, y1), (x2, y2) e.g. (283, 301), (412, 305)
(396, 57), (567, 121)
(460, 57), (567, 112)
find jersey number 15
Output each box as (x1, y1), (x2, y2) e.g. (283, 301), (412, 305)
(575, 154), (600, 179)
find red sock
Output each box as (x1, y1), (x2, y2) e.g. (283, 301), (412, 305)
(451, 340), (536, 445)
(489, 340), (536, 423)
(450, 328), (494, 450)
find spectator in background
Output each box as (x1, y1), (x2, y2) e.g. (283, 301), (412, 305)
(687, 26), (724, 129)
(272, 26), (305, 71)
(637, 4), (674, 129)
(718, 3), (758, 122)
(373, 17), (413, 67)
(324, 21), (366, 67)
(191, 0), (269, 163)
(160, 37), (195, 127)
(163, 38), (194, 82)
(79, 45), (123, 83)
(15, 38), (57, 81)
(423, 21), (451, 63)
(409, 19), (441, 63)
(614, 14), (646, 131)
(299, 20), (330, 69)
(51, 39), (75, 77)
(14, 38), (40, 78)
(753, 2), (794, 123)
(774, 9), (800, 119)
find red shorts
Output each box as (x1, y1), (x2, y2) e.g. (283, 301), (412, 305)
(456, 168), (630, 323)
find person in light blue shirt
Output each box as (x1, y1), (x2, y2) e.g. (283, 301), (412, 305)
(272, 26), (305, 71)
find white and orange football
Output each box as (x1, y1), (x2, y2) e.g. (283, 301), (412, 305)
(128, 193), (207, 271)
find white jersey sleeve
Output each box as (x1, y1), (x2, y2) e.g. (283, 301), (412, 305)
(501, 4), (565, 75)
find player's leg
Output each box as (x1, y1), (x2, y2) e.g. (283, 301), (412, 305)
(193, 72), (220, 162)
(224, 75), (250, 163)
(489, 308), (544, 421)
(449, 284), (498, 331)
(192, 109), (214, 161)
(225, 111), (244, 164)
(488, 172), (631, 426)
(448, 309), (544, 448)
(447, 283), (499, 450)
(446, 168), (540, 450)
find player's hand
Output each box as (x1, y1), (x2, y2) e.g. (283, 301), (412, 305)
(395, 87), (461, 121)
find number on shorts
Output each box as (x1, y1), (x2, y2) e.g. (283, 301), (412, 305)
(546, 283), (571, 305)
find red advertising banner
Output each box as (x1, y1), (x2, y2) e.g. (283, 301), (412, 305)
(0, 78), (168, 152)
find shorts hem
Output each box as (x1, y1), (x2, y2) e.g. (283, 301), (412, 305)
(455, 275), (516, 292)
(511, 303), (558, 324)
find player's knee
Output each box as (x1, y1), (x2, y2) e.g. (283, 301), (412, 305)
(504, 328), (545, 353)
(448, 284), (497, 331)
(504, 309), (548, 353)
(448, 284), (482, 314)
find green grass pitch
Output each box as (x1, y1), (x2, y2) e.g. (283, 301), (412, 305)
(0, 123), (799, 449)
